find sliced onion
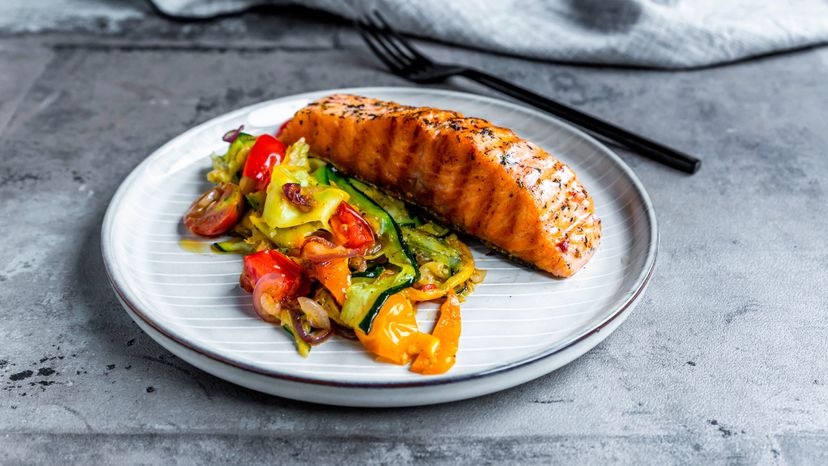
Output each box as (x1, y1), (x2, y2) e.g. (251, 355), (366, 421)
(312, 230), (335, 243)
(303, 235), (337, 249)
(297, 297), (331, 330)
(301, 236), (358, 263)
(222, 124), (244, 143)
(253, 273), (285, 324)
(252, 273), (287, 323)
(289, 308), (333, 345)
(470, 268), (488, 284)
(282, 183), (316, 212)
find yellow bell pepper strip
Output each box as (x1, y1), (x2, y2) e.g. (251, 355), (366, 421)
(411, 291), (461, 375)
(263, 166), (348, 229)
(355, 294), (439, 366)
(404, 236), (475, 302)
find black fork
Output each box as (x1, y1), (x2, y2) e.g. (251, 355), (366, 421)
(355, 12), (701, 174)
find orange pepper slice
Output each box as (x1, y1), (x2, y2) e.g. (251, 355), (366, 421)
(411, 291), (461, 375)
(310, 258), (350, 305)
(356, 294), (438, 365)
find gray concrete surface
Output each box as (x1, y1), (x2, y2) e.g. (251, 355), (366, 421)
(1, 2), (827, 465)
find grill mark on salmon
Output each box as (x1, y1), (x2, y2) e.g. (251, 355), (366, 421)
(351, 111), (371, 177)
(430, 131), (451, 209)
(490, 179), (521, 243)
(337, 107), (360, 169)
(280, 94), (601, 277)
(435, 140), (466, 216)
(328, 108), (344, 162)
(400, 124), (420, 189)
(385, 116), (402, 185)
(386, 115), (405, 185)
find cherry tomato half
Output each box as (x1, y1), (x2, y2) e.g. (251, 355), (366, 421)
(184, 183), (244, 237)
(240, 249), (306, 295)
(242, 134), (285, 192)
(329, 202), (376, 249)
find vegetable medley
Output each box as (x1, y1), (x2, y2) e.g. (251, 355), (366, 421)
(183, 125), (485, 375)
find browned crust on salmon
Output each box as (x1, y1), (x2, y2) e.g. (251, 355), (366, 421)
(279, 94), (601, 277)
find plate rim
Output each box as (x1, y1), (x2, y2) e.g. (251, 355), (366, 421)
(101, 86), (658, 389)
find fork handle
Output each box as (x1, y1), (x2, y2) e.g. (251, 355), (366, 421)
(460, 68), (701, 174)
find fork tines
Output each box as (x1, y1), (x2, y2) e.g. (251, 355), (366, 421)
(355, 11), (429, 75)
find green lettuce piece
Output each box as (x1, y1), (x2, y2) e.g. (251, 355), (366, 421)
(282, 138), (310, 171)
(207, 133), (256, 184)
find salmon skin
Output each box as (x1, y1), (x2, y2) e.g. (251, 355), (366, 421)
(279, 94), (601, 277)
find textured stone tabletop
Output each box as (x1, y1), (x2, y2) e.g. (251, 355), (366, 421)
(2, 2), (827, 464)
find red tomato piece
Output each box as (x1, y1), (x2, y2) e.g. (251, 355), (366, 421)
(240, 249), (306, 296)
(329, 202), (376, 249)
(184, 183), (244, 237)
(275, 119), (290, 137)
(242, 134), (286, 191)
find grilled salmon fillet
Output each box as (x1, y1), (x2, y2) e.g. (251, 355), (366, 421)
(279, 94), (601, 277)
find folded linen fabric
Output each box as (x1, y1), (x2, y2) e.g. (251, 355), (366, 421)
(151, 0), (828, 68)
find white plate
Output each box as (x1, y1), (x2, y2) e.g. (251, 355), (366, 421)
(102, 87), (657, 407)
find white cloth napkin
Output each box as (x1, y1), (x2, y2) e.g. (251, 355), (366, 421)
(152, 0), (828, 68)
